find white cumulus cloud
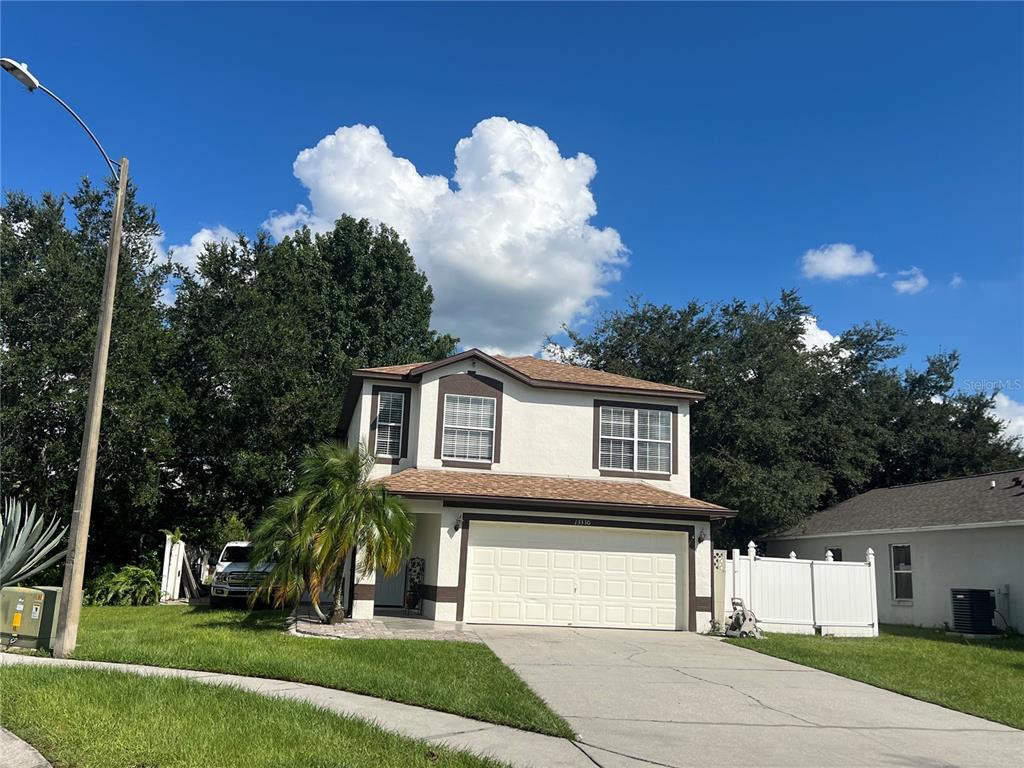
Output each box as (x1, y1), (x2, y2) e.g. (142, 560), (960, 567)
(892, 266), (929, 295)
(990, 392), (1024, 442)
(801, 243), (878, 280)
(160, 226), (238, 273)
(799, 315), (840, 350)
(950, 273), (964, 288)
(264, 118), (626, 354)
(151, 225), (238, 306)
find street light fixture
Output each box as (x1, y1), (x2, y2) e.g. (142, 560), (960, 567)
(2, 56), (130, 658)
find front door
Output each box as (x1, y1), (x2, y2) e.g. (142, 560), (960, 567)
(374, 564), (407, 608)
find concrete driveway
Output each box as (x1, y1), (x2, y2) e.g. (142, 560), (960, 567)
(477, 626), (1023, 767)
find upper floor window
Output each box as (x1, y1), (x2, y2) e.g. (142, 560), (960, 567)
(599, 406), (672, 474)
(442, 394), (496, 462)
(374, 391), (405, 458)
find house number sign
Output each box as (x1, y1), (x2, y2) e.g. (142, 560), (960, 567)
(574, 518), (591, 526)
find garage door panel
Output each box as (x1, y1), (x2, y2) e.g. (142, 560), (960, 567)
(472, 548), (495, 566)
(605, 605), (627, 624)
(552, 552), (574, 569)
(605, 554), (627, 572)
(525, 551), (548, 568)
(578, 553), (602, 571)
(524, 602), (547, 621)
(499, 550), (522, 567)
(551, 603), (574, 622)
(465, 521), (685, 630)
(498, 575), (522, 594)
(630, 556), (654, 574)
(605, 579), (627, 598)
(470, 573), (495, 592)
(525, 577), (548, 595)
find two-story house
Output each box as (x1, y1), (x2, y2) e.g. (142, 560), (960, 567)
(338, 349), (733, 631)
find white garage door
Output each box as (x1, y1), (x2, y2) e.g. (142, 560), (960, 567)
(464, 521), (686, 630)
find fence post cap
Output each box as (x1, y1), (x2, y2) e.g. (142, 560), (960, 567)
(788, 551), (796, 559)
(825, 550), (834, 561)
(866, 547), (875, 558)
(747, 541), (757, 549)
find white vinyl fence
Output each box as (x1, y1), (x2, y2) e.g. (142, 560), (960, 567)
(720, 542), (879, 637)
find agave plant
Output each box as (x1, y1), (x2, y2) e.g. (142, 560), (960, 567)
(0, 498), (69, 588)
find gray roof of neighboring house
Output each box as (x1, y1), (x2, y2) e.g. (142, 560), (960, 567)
(771, 468), (1024, 538)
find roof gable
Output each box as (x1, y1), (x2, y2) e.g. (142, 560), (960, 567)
(353, 348), (704, 399)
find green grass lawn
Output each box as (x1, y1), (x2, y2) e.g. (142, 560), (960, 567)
(727, 624), (1024, 729)
(1, 665), (508, 768)
(68, 605), (572, 738)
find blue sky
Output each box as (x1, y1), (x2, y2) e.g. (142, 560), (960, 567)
(2, 2), (1022, 433)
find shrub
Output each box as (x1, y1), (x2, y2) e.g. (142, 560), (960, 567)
(85, 565), (161, 606)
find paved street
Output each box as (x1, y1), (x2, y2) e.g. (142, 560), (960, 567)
(478, 626), (1024, 767)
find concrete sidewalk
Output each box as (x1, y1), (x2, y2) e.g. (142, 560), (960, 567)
(0, 653), (590, 768)
(0, 726), (51, 768)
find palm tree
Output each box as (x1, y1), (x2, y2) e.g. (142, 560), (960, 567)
(250, 442), (413, 624)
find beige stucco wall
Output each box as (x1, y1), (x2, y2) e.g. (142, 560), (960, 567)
(769, 526), (1024, 631)
(357, 359), (693, 495)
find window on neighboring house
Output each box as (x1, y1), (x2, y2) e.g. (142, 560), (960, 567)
(599, 406), (672, 474)
(374, 391), (405, 458)
(826, 547), (843, 561)
(442, 394), (496, 462)
(890, 544), (913, 601)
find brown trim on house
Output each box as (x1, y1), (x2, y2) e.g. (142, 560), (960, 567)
(434, 373), (504, 468)
(368, 385), (412, 464)
(688, 545), (697, 631)
(598, 469), (673, 481)
(420, 585), (460, 603)
(462, 512), (697, 533)
(455, 518), (471, 621)
(694, 596), (713, 613)
(462, 513), (698, 631)
(439, 498), (735, 520)
(592, 399), (680, 478)
(353, 584), (375, 601)
(441, 460), (494, 470)
(345, 547), (357, 616)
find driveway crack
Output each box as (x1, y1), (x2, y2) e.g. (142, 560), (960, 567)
(576, 740), (681, 768)
(570, 740), (605, 767)
(669, 667), (822, 728)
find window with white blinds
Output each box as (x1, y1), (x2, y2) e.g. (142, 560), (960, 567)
(442, 394), (495, 462)
(599, 406), (672, 474)
(374, 391), (405, 458)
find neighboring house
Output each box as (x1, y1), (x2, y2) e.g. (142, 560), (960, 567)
(768, 469), (1024, 632)
(338, 348), (733, 631)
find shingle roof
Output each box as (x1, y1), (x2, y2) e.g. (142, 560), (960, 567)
(373, 468), (732, 516)
(353, 349), (703, 398)
(772, 468), (1024, 538)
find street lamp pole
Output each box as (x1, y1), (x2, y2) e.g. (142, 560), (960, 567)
(2, 58), (129, 657)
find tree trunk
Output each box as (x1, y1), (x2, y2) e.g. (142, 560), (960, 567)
(329, 566), (346, 624)
(304, 568), (330, 623)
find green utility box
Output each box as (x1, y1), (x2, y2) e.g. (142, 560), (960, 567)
(1, 586), (62, 652)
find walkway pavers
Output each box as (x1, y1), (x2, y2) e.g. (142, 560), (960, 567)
(0, 653), (587, 768)
(291, 606), (483, 642)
